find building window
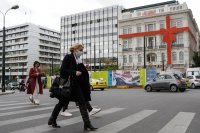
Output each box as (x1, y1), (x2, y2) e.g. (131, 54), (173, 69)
(123, 39), (132, 49)
(138, 54), (142, 62)
(128, 38), (132, 48)
(147, 36), (155, 47)
(129, 55), (132, 63)
(123, 39), (128, 49)
(171, 19), (183, 27)
(177, 33), (183, 44)
(177, 20), (183, 27)
(160, 20), (165, 29)
(173, 33), (183, 44)
(123, 55), (127, 63)
(147, 53), (157, 62)
(123, 28), (127, 34)
(172, 52), (177, 61)
(145, 23), (155, 31)
(128, 27), (132, 34)
(136, 24), (141, 32)
(161, 53), (165, 61)
(179, 51), (184, 60)
(123, 27), (132, 34)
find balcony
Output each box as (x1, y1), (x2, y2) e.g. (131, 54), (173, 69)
(146, 46), (158, 50)
(123, 63), (133, 66)
(159, 45), (166, 49)
(135, 47), (143, 51)
(122, 48), (133, 52)
(172, 44), (184, 48)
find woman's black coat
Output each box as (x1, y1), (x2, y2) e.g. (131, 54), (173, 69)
(60, 53), (91, 102)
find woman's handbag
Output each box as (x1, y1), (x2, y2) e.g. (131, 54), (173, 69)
(49, 76), (71, 98)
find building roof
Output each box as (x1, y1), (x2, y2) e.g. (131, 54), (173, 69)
(122, 0), (178, 13)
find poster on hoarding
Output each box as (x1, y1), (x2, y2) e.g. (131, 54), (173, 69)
(112, 70), (140, 86)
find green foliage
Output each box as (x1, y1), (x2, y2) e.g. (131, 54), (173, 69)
(53, 64), (60, 75)
(192, 52), (200, 67)
(101, 58), (118, 70)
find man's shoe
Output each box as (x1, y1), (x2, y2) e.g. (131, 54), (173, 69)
(89, 108), (101, 116)
(60, 111), (72, 117)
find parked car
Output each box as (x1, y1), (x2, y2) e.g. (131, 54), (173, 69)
(187, 75), (200, 89)
(6, 82), (19, 90)
(144, 73), (187, 92)
(90, 78), (107, 91)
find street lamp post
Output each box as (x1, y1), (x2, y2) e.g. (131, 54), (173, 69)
(51, 55), (53, 76)
(161, 59), (165, 71)
(0, 5), (19, 92)
(119, 44), (124, 70)
(8, 67), (11, 80)
(143, 36), (146, 68)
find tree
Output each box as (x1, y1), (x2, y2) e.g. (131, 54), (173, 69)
(192, 52), (200, 67)
(40, 64), (60, 76)
(101, 58), (118, 71)
(53, 64), (60, 75)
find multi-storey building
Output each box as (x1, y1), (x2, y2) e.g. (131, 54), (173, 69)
(60, 5), (122, 71)
(0, 23), (60, 81)
(119, 0), (200, 72)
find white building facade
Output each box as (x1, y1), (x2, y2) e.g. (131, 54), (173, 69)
(60, 5), (122, 71)
(118, 1), (200, 72)
(0, 23), (60, 80)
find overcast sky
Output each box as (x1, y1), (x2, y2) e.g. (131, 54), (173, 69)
(0, 0), (199, 31)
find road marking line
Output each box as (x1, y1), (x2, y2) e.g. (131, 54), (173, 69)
(0, 106), (53, 117)
(0, 101), (18, 104)
(158, 112), (195, 133)
(91, 110), (157, 133)
(0, 102), (35, 107)
(0, 103), (52, 111)
(10, 108), (125, 133)
(0, 105), (73, 117)
(0, 108), (79, 126)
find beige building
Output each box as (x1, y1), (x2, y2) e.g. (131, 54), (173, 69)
(118, 1), (200, 72)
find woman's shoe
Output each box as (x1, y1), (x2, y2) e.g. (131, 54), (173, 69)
(84, 121), (97, 131)
(48, 117), (61, 128)
(34, 99), (40, 105)
(29, 96), (33, 103)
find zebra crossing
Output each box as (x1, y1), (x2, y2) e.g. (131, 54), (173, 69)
(0, 100), (197, 133)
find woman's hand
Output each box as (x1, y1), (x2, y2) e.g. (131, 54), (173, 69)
(76, 71), (82, 76)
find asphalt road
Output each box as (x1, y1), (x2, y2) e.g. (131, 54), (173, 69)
(0, 88), (200, 133)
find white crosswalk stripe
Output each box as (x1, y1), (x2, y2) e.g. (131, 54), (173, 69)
(91, 110), (157, 133)
(0, 100), (197, 133)
(0, 106), (53, 117)
(0, 102), (34, 107)
(0, 101), (18, 104)
(0, 105), (72, 117)
(0, 103), (52, 111)
(158, 112), (195, 133)
(10, 108), (125, 133)
(0, 108), (79, 127)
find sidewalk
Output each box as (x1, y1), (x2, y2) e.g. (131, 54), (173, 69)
(0, 90), (15, 95)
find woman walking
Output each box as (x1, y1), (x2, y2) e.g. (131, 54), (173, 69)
(27, 61), (43, 105)
(60, 60), (101, 117)
(48, 43), (97, 131)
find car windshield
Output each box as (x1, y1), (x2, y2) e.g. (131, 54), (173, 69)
(195, 76), (200, 79)
(12, 82), (18, 85)
(173, 74), (182, 80)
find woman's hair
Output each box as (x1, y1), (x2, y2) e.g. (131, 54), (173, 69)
(33, 61), (40, 67)
(69, 43), (84, 53)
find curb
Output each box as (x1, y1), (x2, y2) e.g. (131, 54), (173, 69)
(0, 91), (15, 95)
(107, 86), (144, 89)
